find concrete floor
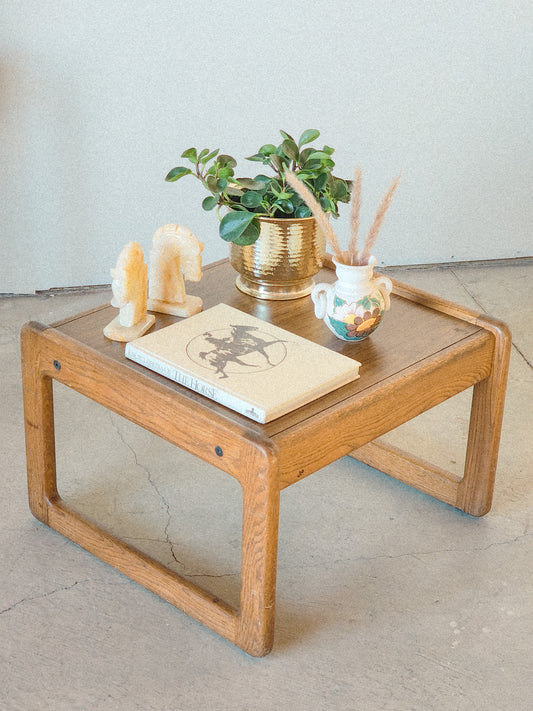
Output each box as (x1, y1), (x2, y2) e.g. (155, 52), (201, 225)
(1, 261), (532, 711)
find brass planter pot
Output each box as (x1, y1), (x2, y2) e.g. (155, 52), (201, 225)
(229, 216), (326, 300)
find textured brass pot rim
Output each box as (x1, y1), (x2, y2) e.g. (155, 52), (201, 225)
(253, 215), (317, 224)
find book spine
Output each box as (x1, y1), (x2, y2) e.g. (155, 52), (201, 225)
(124, 344), (266, 423)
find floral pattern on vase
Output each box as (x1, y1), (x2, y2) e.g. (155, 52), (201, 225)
(328, 294), (385, 341)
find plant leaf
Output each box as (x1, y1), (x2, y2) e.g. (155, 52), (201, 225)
(234, 178), (266, 190)
(314, 172), (328, 191)
(259, 143), (277, 156)
(275, 199), (294, 214)
(298, 129), (320, 147)
(165, 166), (192, 182)
(294, 170), (312, 181)
(181, 148), (197, 163)
(201, 148), (219, 164)
(295, 204), (312, 218)
(269, 154), (285, 172)
(232, 220), (261, 245)
(241, 191), (263, 208)
(225, 185), (245, 197)
(254, 174), (271, 184)
(279, 130), (295, 143)
(252, 179), (268, 194)
(219, 211), (259, 243)
(217, 154), (237, 168)
(331, 178), (349, 199)
(320, 195), (334, 212)
(281, 139), (299, 162)
(299, 147), (314, 164)
(202, 196), (218, 211)
(218, 166), (235, 179)
(206, 175), (218, 191)
(306, 150), (331, 161)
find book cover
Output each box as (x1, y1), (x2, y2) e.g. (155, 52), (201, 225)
(125, 303), (361, 423)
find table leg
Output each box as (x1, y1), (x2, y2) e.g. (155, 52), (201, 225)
(21, 323), (59, 523)
(350, 317), (511, 516)
(21, 323), (281, 656)
(237, 447), (280, 656)
(456, 318), (512, 515)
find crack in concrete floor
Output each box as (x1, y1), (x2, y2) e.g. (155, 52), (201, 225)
(0, 579), (91, 616)
(106, 412), (184, 570)
(104, 411), (241, 581)
(450, 267), (533, 371)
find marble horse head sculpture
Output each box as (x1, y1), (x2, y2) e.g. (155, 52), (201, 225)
(147, 224), (204, 317)
(104, 241), (155, 341)
(110, 241), (148, 326)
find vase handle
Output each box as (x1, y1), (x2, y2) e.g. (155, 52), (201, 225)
(311, 282), (334, 320)
(374, 275), (393, 311)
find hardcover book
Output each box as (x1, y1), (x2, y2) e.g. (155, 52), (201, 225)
(125, 303), (361, 423)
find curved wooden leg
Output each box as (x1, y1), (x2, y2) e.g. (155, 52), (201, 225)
(456, 319), (512, 515)
(350, 318), (511, 517)
(21, 323), (59, 523)
(21, 322), (281, 656)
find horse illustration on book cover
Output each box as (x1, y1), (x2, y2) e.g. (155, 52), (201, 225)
(187, 324), (287, 379)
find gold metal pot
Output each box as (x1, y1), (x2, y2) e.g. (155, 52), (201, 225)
(229, 216), (326, 300)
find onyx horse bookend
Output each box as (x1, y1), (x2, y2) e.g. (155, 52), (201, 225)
(147, 224), (204, 317)
(103, 241), (156, 342)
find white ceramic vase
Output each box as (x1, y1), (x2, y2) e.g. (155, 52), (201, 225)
(311, 256), (393, 341)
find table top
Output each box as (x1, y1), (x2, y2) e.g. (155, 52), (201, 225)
(50, 259), (491, 439)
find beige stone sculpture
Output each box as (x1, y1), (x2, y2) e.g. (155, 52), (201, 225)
(147, 224), (204, 317)
(103, 241), (155, 342)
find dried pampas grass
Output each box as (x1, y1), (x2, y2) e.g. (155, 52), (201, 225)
(348, 166), (362, 265)
(284, 171), (344, 261)
(285, 168), (400, 267)
(357, 174), (400, 266)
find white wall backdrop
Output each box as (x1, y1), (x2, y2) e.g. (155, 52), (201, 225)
(2, 1), (531, 292)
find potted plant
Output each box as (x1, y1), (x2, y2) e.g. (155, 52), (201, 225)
(165, 129), (351, 300)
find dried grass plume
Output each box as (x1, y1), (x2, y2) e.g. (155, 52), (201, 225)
(286, 169), (400, 267)
(358, 175), (400, 266)
(348, 166), (362, 265)
(285, 171), (344, 261)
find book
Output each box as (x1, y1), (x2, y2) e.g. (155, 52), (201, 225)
(125, 303), (361, 423)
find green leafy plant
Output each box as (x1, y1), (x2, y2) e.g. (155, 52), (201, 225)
(165, 129), (351, 246)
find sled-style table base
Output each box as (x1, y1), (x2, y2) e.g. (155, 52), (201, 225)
(21, 259), (510, 656)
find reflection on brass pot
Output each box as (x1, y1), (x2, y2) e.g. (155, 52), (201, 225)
(229, 216), (326, 300)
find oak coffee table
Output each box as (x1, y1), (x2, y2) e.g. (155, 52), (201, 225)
(21, 259), (511, 656)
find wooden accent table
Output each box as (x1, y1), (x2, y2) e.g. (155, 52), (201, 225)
(21, 259), (511, 656)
